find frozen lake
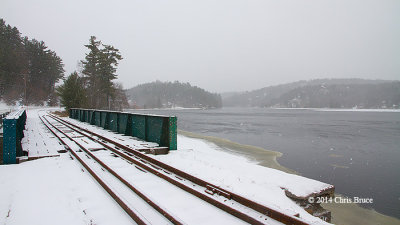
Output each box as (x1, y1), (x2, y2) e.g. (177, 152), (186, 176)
(127, 107), (400, 219)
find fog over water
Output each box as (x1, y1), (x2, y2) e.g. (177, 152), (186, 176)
(129, 108), (400, 219)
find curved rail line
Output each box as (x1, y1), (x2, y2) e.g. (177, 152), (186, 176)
(47, 113), (311, 225)
(40, 115), (183, 225)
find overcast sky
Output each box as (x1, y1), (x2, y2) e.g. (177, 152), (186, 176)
(1, 0), (399, 92)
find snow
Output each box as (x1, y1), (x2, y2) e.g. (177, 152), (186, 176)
(153, 136), (332, 223)
(175, 137), (331, 198)
(0, 101), (25, 115)
(21, 111), (64, 158)
(0, 156), (134, 225)
(4, 109), (25, 120)
(0, 108), (332, 225)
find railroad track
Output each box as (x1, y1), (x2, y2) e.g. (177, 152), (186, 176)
(41, 113), (310, 225)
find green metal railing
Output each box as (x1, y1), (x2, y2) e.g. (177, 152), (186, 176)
(2, 109), (26, 164)
(70, 109), (177, 150)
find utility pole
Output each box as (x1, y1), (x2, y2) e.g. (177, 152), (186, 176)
(108, 95), (111, 110)
(23, 72), (27, 106)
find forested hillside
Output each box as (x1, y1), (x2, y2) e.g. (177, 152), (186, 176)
(223, 79), (400, 109)
(126, 81), (222, 109)
(0, 19), (64, 105)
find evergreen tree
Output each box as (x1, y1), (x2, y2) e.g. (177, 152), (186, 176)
(0, 19), (25, 103)
(81, 36), (101, 108)
(81, 36), (122, 109)
(57, 72), (87, 110)
(98, 44), (122, 108)
(23, 38), (64, 105)
(0, 18), (64, 105)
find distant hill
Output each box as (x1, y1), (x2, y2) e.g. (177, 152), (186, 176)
(223, 79), (400, 109)
(125, 81), (222, 109)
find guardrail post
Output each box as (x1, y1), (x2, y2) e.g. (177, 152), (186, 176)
(168, 117), (177, 150)
(85, 110), (88, 122)
(131, 114), (146, 140)
(73, 109), (78, 119)
(145, 116), (163, 144)
(109, 112), (118, 132)
(69, 109), (74, 119)
(94, 111), (101, 127)
(83, 109), (87, 122)
(88, 110), (94, 125)
(118, 113), (131, 135)
(101, 111), (109, 129)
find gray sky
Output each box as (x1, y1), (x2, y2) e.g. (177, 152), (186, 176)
(1, 0), (399, 92)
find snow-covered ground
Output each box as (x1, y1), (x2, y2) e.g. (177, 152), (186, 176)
(0, 108), (333, 225)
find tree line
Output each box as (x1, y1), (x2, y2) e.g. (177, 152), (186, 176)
(223, 79), (400, 109)
(275, 82), (400, 109)
(126, 81), (222, 109)
(57, 36), (128, 110)
(0, 18), (64, 105)
(1, 19), (128, 110)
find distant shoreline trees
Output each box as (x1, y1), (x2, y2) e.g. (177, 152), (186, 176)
(0, 19), (64, 105)
(223, 79), (400, 109)
(126, 81), (222, 109)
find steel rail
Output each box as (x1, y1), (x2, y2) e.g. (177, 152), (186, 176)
(49, 114), (269, 225)
(50, 114), (310, 225)
(40, 115), (182, 225)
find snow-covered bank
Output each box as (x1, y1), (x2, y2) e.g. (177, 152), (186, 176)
(159, 134), (332, 202)
(176, 131), (400, 225)
(178, 130), (294, 174)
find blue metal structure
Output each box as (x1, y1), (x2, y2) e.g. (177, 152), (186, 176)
(70, 109), (177, 150)
(2, 109), (26, 164)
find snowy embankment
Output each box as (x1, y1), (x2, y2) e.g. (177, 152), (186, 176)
(157, 136), (332, 199)
(0, 108), (332, 225)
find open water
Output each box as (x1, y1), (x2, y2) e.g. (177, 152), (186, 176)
(128, 107), (400, 219)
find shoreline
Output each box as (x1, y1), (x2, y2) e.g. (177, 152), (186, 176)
(178, 130), (295, 174)
(178, 130), (400, 225)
